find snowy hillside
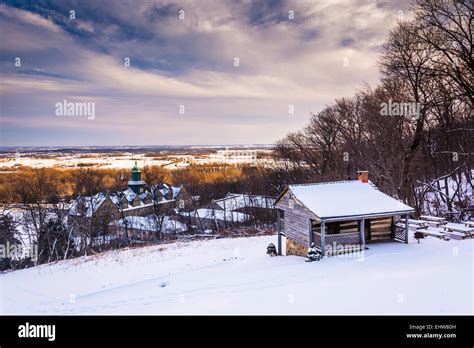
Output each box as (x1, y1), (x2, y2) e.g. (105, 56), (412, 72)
(1, 234), (472, 315)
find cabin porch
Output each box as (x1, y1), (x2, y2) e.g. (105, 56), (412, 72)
(310, 214), (410, 256)
(276, 210), (410, 257)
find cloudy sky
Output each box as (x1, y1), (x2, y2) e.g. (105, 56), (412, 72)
(0, 0), (412, 146)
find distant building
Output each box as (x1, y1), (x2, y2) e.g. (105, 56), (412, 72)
(68, 163), (192, 237)
(209, 148), (257, 164)
(177, 192), (275, 231)
(178, 208), (251, 231)
(109, 215), (187, 241)
(210, 192), (276, 224)
(212, 192), (274, 212)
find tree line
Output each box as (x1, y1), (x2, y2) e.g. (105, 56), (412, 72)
(274, 0), (473, 217)
(0, 163), (282, 270)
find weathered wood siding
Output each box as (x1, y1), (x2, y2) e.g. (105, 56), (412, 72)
(320, 220), (360, 234)
(337, 220), (359, 233)
(275, 190), (318, 248)
(368, 217), (393, 242)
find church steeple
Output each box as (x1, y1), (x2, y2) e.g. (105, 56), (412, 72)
(128, 161), (145, 194)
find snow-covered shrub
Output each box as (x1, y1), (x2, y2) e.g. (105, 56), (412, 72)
(266, 242), (277, 256)
(305, 243), (322, 262)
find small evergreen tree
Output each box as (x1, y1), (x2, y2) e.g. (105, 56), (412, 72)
(266, 242), (277, 256)
(305, 242), (322, 262)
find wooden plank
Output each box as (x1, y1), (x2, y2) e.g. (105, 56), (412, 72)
(370, 225), (391, 231)
(409, 219), (430, 224)
(417, 228), (450, 240)
(339, 221), (359, 226)
(370, 224), (391, 229)
(440, 230), (466, 239)
(370, 218), (391, 241)
(371, 235), (391, 240)
(338, 228), (359, 233)
(396, 222), (428, 229)
(420, 215), (445, 222)
(370, 226), (391, 232)
(371, 231), (391, 236)
(370, 218), (392, 223)
(443, 223), (474, 233)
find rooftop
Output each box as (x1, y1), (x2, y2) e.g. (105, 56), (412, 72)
(285, 180), (414, 220)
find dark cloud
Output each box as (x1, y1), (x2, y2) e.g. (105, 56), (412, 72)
(340, 37), (354, 47)
(246, 0), (289, 26)
(16, 68), (75, 80)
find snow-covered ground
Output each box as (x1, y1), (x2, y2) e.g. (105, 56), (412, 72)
(0, 234), (472, 315)
(0, 154), (171, 169)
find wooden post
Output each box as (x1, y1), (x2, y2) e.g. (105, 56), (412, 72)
(276, 209), (282, 255)
(308, 219), (313, 245)
(320, 220), (326, 256)
(404, 214), (409, 244)
(360, 218), (366, 251)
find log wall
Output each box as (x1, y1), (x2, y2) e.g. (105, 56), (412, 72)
(368, 217), (393, 242)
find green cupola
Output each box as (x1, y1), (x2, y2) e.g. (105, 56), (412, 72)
(131, 161), (141, 181)
(128, 161), (146, 194)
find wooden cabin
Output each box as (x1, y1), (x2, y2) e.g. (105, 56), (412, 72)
(274, 171), (415, 256)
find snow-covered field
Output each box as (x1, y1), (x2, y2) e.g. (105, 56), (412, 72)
(0, 234), (472, 315)
(0, 154), (172, 169)
(0, 150), (274, 170)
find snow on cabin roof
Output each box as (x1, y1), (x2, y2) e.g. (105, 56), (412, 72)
(285, 180), (414, 220)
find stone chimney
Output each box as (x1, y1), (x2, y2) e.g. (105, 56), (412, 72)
(357, 170), (369, 183)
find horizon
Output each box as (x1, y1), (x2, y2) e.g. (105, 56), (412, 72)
(0, 143), (275, 151)
(0, 0), (412, 146)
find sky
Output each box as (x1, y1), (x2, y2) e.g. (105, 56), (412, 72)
(0, 0), (413, 146)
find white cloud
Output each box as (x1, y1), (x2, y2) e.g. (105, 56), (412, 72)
(0, 0), (413, 146)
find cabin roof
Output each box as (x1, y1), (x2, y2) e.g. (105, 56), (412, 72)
(280, 180), (414, 220)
